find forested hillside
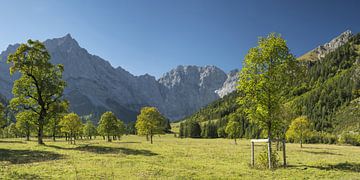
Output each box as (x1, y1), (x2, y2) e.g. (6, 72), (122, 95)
(180, 32), (360, 144)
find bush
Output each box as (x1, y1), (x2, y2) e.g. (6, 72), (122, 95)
(256, 147), (280, 169)
(338, 132), (360, 146)
(303, 131), (337, 144)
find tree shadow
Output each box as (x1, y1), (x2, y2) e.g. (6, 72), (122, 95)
(301, 150), (342, 156)
(7, 171), (44, 180)
(288, 162), (360, 172)
(310, 162), (360, 172)
(47, 144), (158, 156)
(0, 140), (25, 144)
(0, 148), (64, 164)
(302, 146), (336, 150)
(114, 141), (141, 144)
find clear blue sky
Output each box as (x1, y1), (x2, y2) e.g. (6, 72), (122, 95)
(1, 0), (360, 78)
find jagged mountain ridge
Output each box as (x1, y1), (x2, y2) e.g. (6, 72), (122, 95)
(0, 34), (237, 122)
(298, 30), (353, 61)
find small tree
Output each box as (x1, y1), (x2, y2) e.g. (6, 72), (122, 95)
(225, 117), (242, 144)
(135, 107), (165, 144)
(6, 123), (19, 138)
(115, 120), (125, 140)
(46, 101), (69, 141)
(238, 33), (298, 168)
(286, 116), (310, 148)
(83, 120), (97, 139)
(97, 111), (119, 142)
(15, 111), (36, 141)
(60, 113), (82, 144)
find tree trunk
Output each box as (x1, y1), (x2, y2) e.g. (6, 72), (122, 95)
(234, 138), (237, 145)
(38, 121), (44, 145)
(300, 132), (303, 148)
(73, 134), (76, 144)
(52, 132), (56, 141)
(150, 135), (153, 144)
(146, 134), (149, 141)
(107, 135), (111, 142)
(267, 123), (272, 169)
(26, 131), (30, 141)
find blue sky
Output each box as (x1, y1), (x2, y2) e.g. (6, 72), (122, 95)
(1, 0), (360, 78)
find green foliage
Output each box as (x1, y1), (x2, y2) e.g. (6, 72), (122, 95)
(83, 120), (97, 139)
(15, 111), (36, 140)
(60, 113), (82, 144)
(97, 111), (123, 142)
(201, 120), (218, 138)
(45, 101), (69, 141)
(338, 132), (360, 146)
(256, 146), (280, 169)
(225, 114), (242, 143)
(7, 40), (66, 144)
(286, 116), (310, 147)
(3, 123), (19, 138)
(303, 131), (337, 144)
(135, 107), (166, 143)
(0, 103), (6, 128)
(238, 33), (298, 139)
(179, 120), (201, 138)
(294, 33), (360, 132)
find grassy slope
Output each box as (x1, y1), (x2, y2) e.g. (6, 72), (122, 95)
(1, 135), (360, 179)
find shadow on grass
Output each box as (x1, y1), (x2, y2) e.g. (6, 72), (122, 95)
(310, 162), (360, 172)
(288, 162), (360, 173)
(302, 146), (336, 150)
(47, 144), (158, 156)
(0, 148), (64, 164)
(114, 141), (141, 144)
(0, 140), (25, 144)
(7, 171), (44, 180)
(302, 150), (342, 156)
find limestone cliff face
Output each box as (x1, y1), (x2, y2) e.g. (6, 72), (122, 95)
(158, 65), (227, 120)
(0, 34), (236, 121)
(215, 69), (239, 98)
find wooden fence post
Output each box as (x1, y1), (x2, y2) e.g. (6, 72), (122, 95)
(268, 138), (272, 169)
(251, 141), (254, 166)
(282, 139), (286, 167)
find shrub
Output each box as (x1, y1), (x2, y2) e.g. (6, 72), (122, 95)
(338, 132), (360, 146)
(303, 131), (337, 144)
(256, 146), (280, 169)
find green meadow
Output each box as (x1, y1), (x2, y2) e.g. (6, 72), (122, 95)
(0, 134), (359, 179)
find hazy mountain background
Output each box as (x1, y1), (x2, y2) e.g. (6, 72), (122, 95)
(0, 34), (238, 122)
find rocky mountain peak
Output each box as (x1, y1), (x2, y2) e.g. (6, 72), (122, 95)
(315, 30), (352, 59)
(0, 34), (238, 121)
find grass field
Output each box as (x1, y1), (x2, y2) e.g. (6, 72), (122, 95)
(0, 135), (359, 179)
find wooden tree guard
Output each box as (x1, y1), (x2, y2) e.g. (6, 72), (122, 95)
(250, 138), (287, 168)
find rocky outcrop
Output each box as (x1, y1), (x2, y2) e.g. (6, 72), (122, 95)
(0, 34), (237, 121)
(215, 69), (239, 98)
(315, 30), (352, 59)
(299, 30), (353, 61)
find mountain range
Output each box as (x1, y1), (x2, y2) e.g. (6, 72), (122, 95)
(0, 34), (238, 122)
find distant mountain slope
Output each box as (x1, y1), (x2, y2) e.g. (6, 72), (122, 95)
(0, 34), (237, 122)
(181, 31), (360, 136)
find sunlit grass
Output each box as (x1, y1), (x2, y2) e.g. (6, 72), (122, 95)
(0, 135), (359, 179)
